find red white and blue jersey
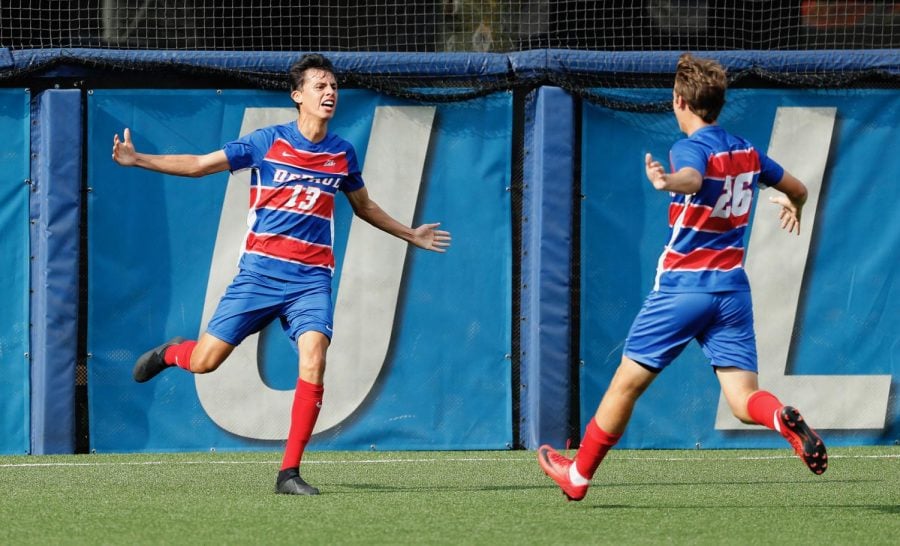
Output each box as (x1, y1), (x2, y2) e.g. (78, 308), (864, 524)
(655, 125), (784, 292)
(223, 121), (365, 282)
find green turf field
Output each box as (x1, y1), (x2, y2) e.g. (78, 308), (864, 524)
(1, 447), (897, 545)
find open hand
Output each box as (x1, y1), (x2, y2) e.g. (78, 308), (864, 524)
(411, 223), (452, 253)
(769, 194), (802, 235)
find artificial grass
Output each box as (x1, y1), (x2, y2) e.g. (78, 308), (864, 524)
(1, 447), (897, 545)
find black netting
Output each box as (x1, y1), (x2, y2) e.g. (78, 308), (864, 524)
(2, 1), (898, 52)
(1, 2), (898, 107)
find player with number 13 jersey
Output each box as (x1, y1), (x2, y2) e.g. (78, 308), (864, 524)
(224, 122), (365, 283)
(115, 54), (451, 496)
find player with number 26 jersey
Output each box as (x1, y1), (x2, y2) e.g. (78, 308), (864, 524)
(656, 124), (784, 293)
(537, 54), (825, 504)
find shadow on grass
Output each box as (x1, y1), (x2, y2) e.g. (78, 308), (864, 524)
(324, 475), (877, 495)
(585, 503), (900, 512)
(867, 505), (900, 515)
(328, 483), (550, 493)
(598, 478), (878, 487)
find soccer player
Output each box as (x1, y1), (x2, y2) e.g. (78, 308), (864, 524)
(112, 53), (451, 496)
(538, 53), (827, 501)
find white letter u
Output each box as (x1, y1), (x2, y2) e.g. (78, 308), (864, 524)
(194, 105), (436, 439)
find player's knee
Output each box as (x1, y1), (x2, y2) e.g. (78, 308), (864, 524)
(610, 357), (659, 400)
(299, 356), (326, 382)
(729, 398), (755, 423)
(190, 354), (223, 374)
(621, 382), (650, 400)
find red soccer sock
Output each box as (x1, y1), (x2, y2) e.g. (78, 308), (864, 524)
(280, 379), (324, 471)
(747, 390), (784, 431)
(163, 340), (197, 371)
(573, 419), (622, 480)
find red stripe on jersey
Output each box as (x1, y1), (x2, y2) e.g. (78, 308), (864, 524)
(245, 233), (334, 269)
(669, 202), (750, 232)
(663, 247), (744, 271)
(705, 148), (760, 179)
(250, 185), (335, 219)
(263, 138), (349, 175)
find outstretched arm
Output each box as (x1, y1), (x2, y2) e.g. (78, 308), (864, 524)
(768, 171), (808, 235)
(645, 153), (702, 194)
(112, 127), (230, 177)
(345, 187), (451, 253)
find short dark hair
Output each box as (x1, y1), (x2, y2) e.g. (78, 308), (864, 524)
(289, 53), (336, 92)
(674, 52), (727, 123)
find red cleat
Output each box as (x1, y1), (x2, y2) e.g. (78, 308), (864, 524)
(537, 445), (588, 501)
(779, 406), (828, 475)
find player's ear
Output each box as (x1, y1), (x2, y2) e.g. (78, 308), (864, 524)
(290, 89), (302, 105)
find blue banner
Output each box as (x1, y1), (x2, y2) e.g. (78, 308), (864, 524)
(0, 89), (30, 454)
(581, 89), (900, 448)
(87, 89), (512, 452)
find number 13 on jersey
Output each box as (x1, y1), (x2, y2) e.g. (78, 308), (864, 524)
(286, 184), (321, 211)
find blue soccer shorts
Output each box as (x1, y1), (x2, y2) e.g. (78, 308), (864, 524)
(206, 269), (333, 347)
(623, 290), (758, 372)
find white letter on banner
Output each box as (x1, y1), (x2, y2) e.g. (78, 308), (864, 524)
(195, 105), (436, 439)
(715, 107), (891, 430)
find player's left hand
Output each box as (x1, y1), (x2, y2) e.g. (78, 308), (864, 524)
(769, 194), (802, 235)
(411, 223), (451, 253)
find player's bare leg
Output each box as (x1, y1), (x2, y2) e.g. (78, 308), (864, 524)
(188, 334), (236, 373)
(716, 367), (760, 424)
(593, 357), (658, 434)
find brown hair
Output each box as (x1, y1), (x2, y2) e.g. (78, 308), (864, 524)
(673, 52), (727, 123)
(289, 53), (336, 92)
(288, 53), (336, 112)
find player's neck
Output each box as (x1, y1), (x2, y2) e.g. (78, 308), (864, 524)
(681, 116), (713, 136)
(296, 117), (328, 143)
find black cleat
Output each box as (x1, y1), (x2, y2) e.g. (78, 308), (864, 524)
(779, 406), (828, 475)
(133, 337), (185, 383)
(275, 468), (319, 495)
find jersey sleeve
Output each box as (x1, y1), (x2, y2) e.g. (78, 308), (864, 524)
(756, 150), (786, 189)
(222, 128), (272, 172)
(340, 144), (366, 193)
(669, 138), (709, 176)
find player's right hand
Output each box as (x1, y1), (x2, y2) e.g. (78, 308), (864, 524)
(112, 127), (137, 166)
(645, 153), (667, 189)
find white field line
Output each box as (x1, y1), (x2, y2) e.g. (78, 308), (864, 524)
(0, 453), (897, 469)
